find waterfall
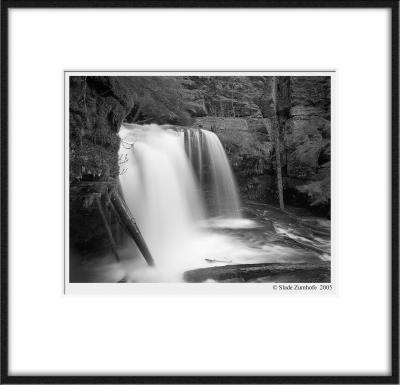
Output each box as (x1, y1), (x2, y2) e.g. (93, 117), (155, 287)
(184, 129), (202, 183)
(184, 128), (241, 218)
(118, 124), (205, 270)
(200, 129), (241, 218)
(118, 123), (244, 277)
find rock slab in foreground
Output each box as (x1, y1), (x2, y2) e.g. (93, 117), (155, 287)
(183, 261), (330, 283)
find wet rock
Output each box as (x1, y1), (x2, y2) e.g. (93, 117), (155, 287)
(263, 219), (276, 233)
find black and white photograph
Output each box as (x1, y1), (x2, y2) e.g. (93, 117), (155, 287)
(2, 2), (397, 382)
(68, 73), (332, 285)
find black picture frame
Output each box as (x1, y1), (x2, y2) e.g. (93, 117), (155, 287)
(1, 1), (398, 384)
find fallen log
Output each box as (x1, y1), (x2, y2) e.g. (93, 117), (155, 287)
(110, 191), (155, 266)
(184, 261), (330, 283)
(95, 195), (121, 262)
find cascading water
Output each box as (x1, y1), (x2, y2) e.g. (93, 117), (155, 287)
(184, 129), (203, 184)
(118, 124), (205, 272)
(118, 123), (258, 281)
(200, 129), (241, 218)
(184, 128), (241, 218)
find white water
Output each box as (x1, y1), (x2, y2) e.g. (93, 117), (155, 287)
(184, 129), (203, 185)
(119, 124), (204, 271)
(184, 128), (241, 218)
(118, 123), (256, 280)
(200, 129), (241, 218)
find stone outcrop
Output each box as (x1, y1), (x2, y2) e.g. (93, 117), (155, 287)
(69, 76), (137, 183)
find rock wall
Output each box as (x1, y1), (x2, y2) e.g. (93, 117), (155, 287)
(69, 76), (136, 183)
(284, 77), (331, 213)
(69, 77), (135, 253)
(193, 76), (331, 216)
(285, 76), (330, 178)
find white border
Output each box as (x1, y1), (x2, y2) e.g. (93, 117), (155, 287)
(64, 71), (336, 295)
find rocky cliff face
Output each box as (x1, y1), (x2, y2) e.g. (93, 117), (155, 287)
(192, 76), (331, 215)
(69, 76), (136, 183)
(69, 76), (135, 253)
(286, 76), (330, 178)
(283, 77), (330, 212)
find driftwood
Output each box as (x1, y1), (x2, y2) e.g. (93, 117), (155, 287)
(205, 258), (232, 263)
(110, 191), (155, 266)
(95, 195), (121, 262)
(184, 261), (330, 283)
